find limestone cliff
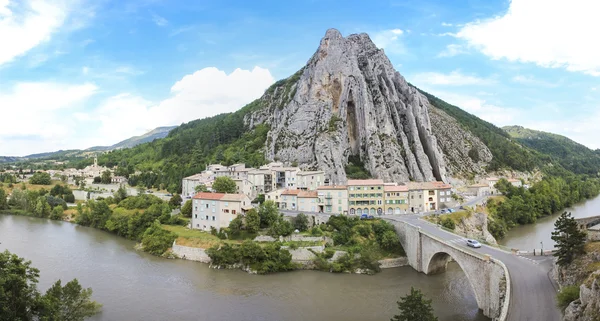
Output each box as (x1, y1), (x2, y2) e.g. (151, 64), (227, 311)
(563, 271), (600, 321)
(245, 29), (491, 183)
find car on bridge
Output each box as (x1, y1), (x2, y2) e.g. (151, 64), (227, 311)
(466, 239), (482, 248)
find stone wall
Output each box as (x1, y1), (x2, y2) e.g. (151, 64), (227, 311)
(378, 257), (408, 268)
(171, 241), (211, 263)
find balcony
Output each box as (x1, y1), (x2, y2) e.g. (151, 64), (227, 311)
(325, 195), (332, 199)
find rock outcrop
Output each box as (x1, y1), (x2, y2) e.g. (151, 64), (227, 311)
(246, 29), (477, 184)
(564, 271), (600, 321)
(453, 212), (498, 245)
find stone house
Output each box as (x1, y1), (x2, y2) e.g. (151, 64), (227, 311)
(348, 179), (385, 216)
(111, 176), (128, 185)
(407, 181), (453, 212)
(467, 183), (491, 196)
(191, 192), (252, 231)
(247, 169), (275, 194)
(384, 184), (409, 215)
(182, 172), (215, 198)
(280, 189), (301, 210)
(297, 190), (319, 213)
(317, 185), (348, 215)
(297, 171), (325, 190)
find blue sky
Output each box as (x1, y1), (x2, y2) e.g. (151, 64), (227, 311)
(1, 0), (599, 156)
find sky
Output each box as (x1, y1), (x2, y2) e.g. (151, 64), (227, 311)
(1, 0), (599, 156)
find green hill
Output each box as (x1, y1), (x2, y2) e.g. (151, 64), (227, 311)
(503, 125), (600, 175)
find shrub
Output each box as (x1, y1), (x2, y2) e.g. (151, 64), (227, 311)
(310, 226), (324, 236)
(557, 285), (580, 310)
(440, 217), (456, 230)
(30, 172), (52, 185)
(141, 221), (178, 256)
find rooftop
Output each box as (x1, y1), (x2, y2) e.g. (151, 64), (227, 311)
(281, 189), (301, 196)
(220, 194), (249, 202)
(192, 192), (226, 200)
(298, 191), (318, 198)
(317, 185), (347, 190)
(347, 179), (385, 186)
(384, 185), (409, 192)
(297, 170), (325, 175)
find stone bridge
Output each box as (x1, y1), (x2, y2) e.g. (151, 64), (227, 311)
(388, 219), (508, 320)
(576, 215), (600, 230)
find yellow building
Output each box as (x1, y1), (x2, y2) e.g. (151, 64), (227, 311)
(384, 184), (409, 215)
(347, 179), (385, 216)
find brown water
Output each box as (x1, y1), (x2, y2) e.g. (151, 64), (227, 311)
(499, 195), (600, 250)
(0, 215), (487, 321)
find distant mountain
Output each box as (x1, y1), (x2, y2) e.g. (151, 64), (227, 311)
(86, 126), (176, 152)
(0, 127), (176, 163)
(503, 125), (600, 175)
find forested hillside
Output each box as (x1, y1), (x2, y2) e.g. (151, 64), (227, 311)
(503, 125), (600, 175)
(417, 89), (546, 172)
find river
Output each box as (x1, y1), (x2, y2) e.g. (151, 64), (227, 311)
(499, 194), (600, 250)
(0, 214), (487, 321)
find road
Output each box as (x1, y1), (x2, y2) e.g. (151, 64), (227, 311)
(383, 214), (561, 321)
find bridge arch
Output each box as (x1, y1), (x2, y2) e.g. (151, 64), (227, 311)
(424, 251), (483, 311)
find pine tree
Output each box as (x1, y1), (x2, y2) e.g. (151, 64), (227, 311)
(391, 287), (438, 321)
(552, 212), (587, 266)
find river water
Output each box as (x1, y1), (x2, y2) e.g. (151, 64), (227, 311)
(0, 215), (487, 321)
(499, 195), (600, 250)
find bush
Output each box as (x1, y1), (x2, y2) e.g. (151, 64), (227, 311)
(269, 219), (294, 237)
(141, 221), (178, 256)
(440, 217), (456, 230)
(293, 213), (309, 232)
(310, 226), (323, 236)
(557, 285), (580, 310)
(30, 172), (52, 185)
(488, 218), (507, 239)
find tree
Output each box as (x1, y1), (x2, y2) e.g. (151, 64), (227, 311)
(30, 172), (52, 185)
(181, 200), (192, 217)
(258, 200), (280, 228)
(93, 177), (101, 184)
(0, 250), (101, 321)
(228, 216), (244, 235)
(100, 170), (112, 184)
(211, 176), (236, 194)
(293, 213), (309, 232)
(194, 184), (208, 193)
(391, 287), (438, 321)
(245, 209), (260, 233)
(552, 211), (587, 266)
(141, 220), (178, 256)
(0, 188), (7, 210)
(113, 186), (128, 203)
(60, 175), (68, 183)
(40, 279), (102, 321)
(169, 194), (183, 208)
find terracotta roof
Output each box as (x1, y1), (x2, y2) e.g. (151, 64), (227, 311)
(317, 185), (347, 190)
(281, 189), (301, 196)
(192, 192), (225, 200)
(347, 179), (385, 186)
(220, 194), (249, 202)
(384, 185), (409, 192)
(298, 191), (318, 198)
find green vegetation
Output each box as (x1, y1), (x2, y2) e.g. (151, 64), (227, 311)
(29, 172), (52, 185)
(417, 88), (542, 172)
(391, 287), (438, 321)
(206, 241), (297, 274)
(212, 176), (237, 193)
(0, 250), (102, 321)
(440, 216), (456, 230)
(557, 285), (580, 310)
(504, 125), (600, 175)
(328, 114), (342, 132)
(345, 155), (372, 179)
(552, 212), (587, 266)
(486, 176), (600, 239)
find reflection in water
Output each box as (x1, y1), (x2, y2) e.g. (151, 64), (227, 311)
(500, 195), (600, 250)
(0, 215), (487, 321)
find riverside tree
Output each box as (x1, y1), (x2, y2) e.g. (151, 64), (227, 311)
(391, 287), (438, 321)
(552, 211), (587, 266)
(0, 188), (7, 210)
(0, 250), (102, 321)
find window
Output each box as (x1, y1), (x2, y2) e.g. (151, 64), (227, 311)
(196, 224), (199, 227)
(232, 210), (236, 214)
(224, 202), (229, 206)
(194, 214), (197, 219)
(224, 209), (229, 213)
(200, 200), (204, 204)
(338, 206), (342, 211)
(350, 187), (354, 191)
(370, 187), (374, 190)
(194, 200), (198, 205)
(377, 200), (382, 205)
(212, 201), (216, 206)
(212, 208), (215, 213)
(205, 215), (209, 220)
(338, 199), (341, 204)
(195, 207), (197, 211)
(200, 207), (204, 212)
(212, 216), (216, 221)
(387, 193), (390, 197)
(338, 192), (341, 197)
(377, 186), (382, 190)
(205, 204), (209, 209)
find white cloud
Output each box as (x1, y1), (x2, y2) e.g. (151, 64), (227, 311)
(0, 0), (71, 66)
(522, 110), (600, 149)
(511, 75), (559, 88)
(411, 70), (494, 86)
(0, 81), (97, 155)
(372, 29), (406, 54)
(441, 22), (453, 27)
(457, 0), (600, 76)
(91, 66), (275, 146)
(437, 44), (467, 57)
(151, 13), (167, 27)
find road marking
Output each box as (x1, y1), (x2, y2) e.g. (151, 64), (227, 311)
(517, 256), (539, 265)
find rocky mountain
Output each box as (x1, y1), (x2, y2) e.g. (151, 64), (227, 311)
(504, 125), (600, 175)
(87, 126), (176, 152)
(246, 29), (496, 183)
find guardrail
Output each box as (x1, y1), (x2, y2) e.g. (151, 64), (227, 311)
(491, 257), (511, 321)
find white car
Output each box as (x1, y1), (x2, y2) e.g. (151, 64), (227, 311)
(466, 239), (482, 248)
